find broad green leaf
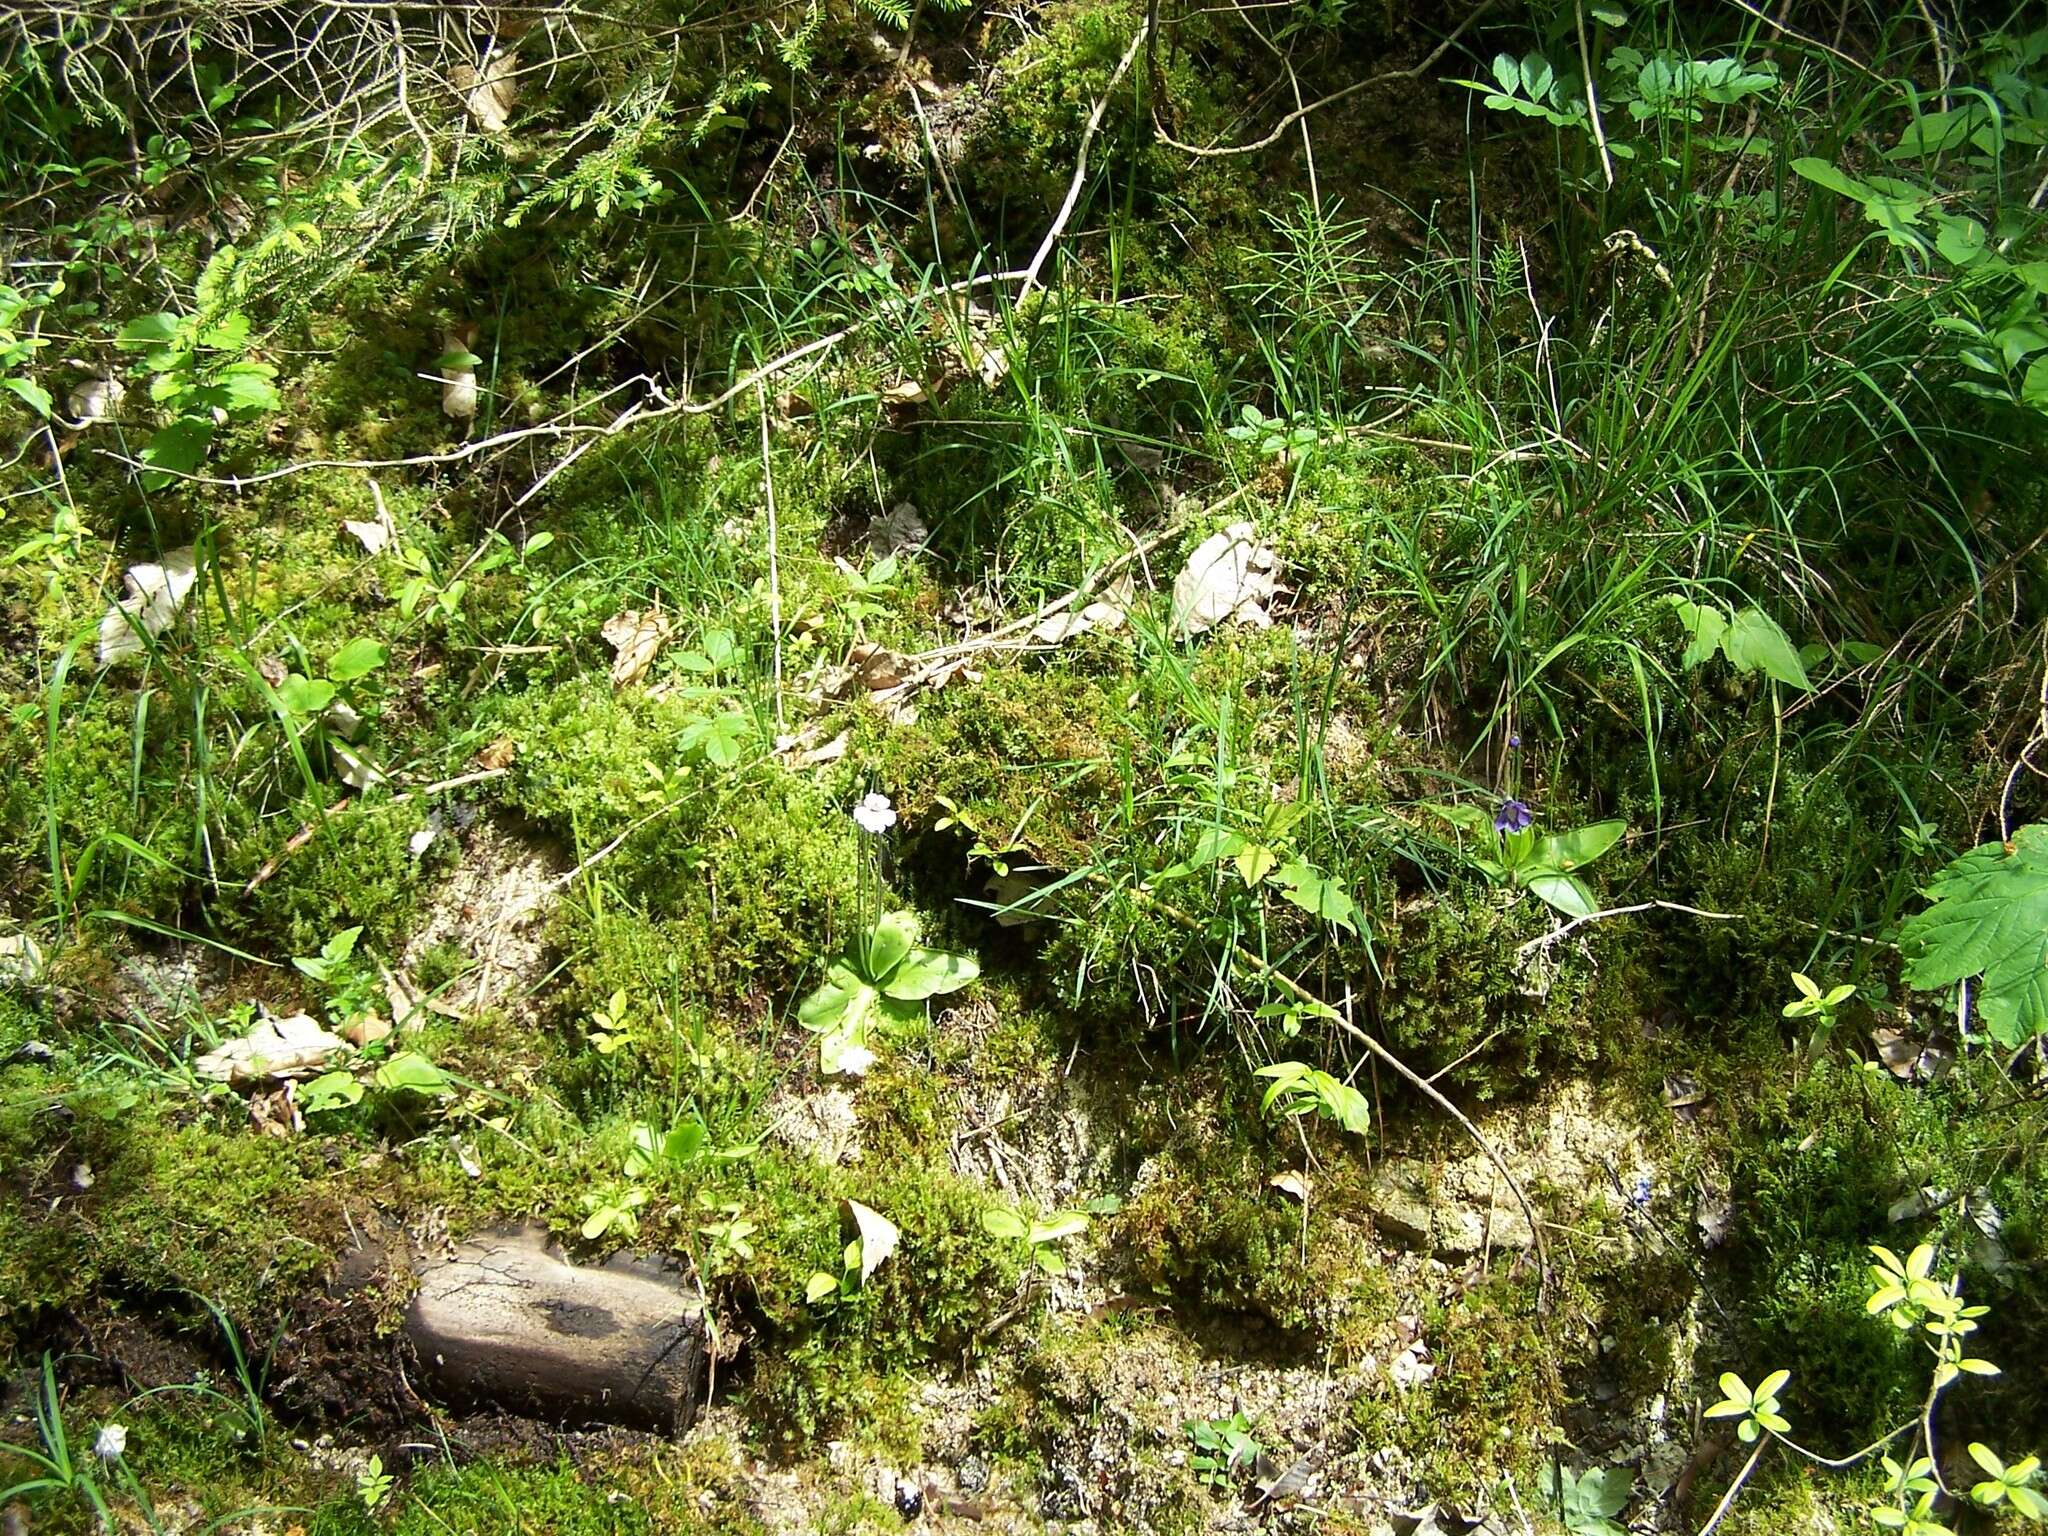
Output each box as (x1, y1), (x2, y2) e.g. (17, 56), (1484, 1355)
(881, 946), (979, 1001)
(139, 417), (214, 484)
(1274, 862), (1360, 934)
(4, 377), (53, 417)
(797, 961), (878, 1032)
(1536, 820), (1627, 870)
(327, 636), (387, 681)
(1934, 216), (1988, 266)
(1899, 825), (2048, 1046)
(300, 1070), (364, 1113)
(276, 674), (336, 715)
(374, 1051), (452, 1096)
(1578, 1464), (1633, 1518)
(1030, 1212), (1089, 1245)
(1791, 156), (1871, 201)
(118, 311), (182, 344)
(981, 1208), (1029, 1241)
(1235, 843), (1278, 887)
(1520, 867), (1599, 919)
(805, 1271), (840, 1303)
(1668, 597), (1728, 670)
(1723, 608), (1812, 690)
(862, 912), (917, 984)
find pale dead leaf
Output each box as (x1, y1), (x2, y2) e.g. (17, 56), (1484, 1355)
(1269, 1170), (1310, 1201)
(475, 735), (519, 771)
(602, 609), (671, 688)
(332, 739), (386, 789)
(454, 50), (517, 133)
(341, 1013), (392, 1049)
(880, 378), (926, 407)
(197, 1012), (348, 1085)
(846, 1199), (899, 1283)
(97, 546), (198, 665)
(1871, 1026), (1918, 1079)
(1169, 521), (1279, 638)
(775, 725), (851, 769)
(439, 327), (478, 420)
(343, 505), (395, 555)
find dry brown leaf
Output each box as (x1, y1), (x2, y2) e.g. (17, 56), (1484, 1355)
(1169, 522), (1279, 638)
(869, 501), (929, 558)
(454, 50), (518, 133)
(880, 378), (927, 407)
(342, 1013), (393, 1049)
(1269, 1170), (1310, 1201)
(475, 735), (519, 771)
(249, 1084), (304, 1139)
(847, 642), (904, 692)
(602, 609), (671, 688)
(775, 726), (851, 769)
(197, 1012), (349, 1085)
(1871, 1026), (1918, 1079)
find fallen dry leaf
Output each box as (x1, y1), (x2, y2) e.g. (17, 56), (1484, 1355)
(846, 642), (904, 692)
(197, 1012), (348, 1085)
(775, 725), (852, 769)
(332, 739), (386, 790)
(1169, 522), (1278, 638)
(439, 327), (478, 420)
(249, 1084), (304, 1139)
(97, 546), (198, 665)
(454, 49), (517, 133)
(475, 735), (519, 771)
(602, 609), (671, 688)
(1031, 574), (1135, 645)
(342, 1013), (393, 1049)
(869, 501), (929, 559)
(1269, 1170), (1310, 1201)
(880, 378), (926, 408)
(343, 505), (395, 556)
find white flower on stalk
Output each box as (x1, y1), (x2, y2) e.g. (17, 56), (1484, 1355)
(95, 1424), (128, 1461)
(852, 792), (897, 836)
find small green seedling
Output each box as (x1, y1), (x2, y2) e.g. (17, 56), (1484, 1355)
(1256, 1061), (1371, 1136)
(1542, 1463), (1633, 1536)
(805, 1200), (898, 1308)
(1704, 1368), (1791, 1443)
(580, 1185), (648, 1241)
(981, 1206), (1089, 1275)
(588, 989), (636, 1055)
(356, 1453), (394, 1512)
(1184, 1413), (1260, 1490)
(1783, 971), (1856, 1055)
(1967, 1444), (2048, 1521)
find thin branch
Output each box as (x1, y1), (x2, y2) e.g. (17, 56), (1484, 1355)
(1150, 4), (1492, 158)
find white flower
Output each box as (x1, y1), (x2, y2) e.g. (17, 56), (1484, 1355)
(95, 1424), (128, 1461)
(852, 792), (897, 836)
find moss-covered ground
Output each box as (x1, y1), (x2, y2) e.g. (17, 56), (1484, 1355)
(5, 1), (2048, 1533)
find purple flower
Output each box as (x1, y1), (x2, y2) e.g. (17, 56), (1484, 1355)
(1629, 1174), (1653, 1207)
(1493, 798), (1533, 835)
(1507, 732), (1522, 749)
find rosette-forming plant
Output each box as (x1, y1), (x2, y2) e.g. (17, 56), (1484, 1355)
(798, 792), (979, 1074)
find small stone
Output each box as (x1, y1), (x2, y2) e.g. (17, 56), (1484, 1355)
(957, 1453), (990, 1494)
(894, 1480), (924, 1519)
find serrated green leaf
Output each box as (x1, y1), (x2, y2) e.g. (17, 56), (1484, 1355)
(1899, 826), (2048, 1046)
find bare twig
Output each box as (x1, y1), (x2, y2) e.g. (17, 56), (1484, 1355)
(1017, 24), (1150, 301)
(1150, 4), (1492, 158)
